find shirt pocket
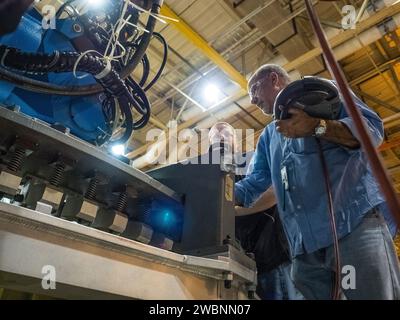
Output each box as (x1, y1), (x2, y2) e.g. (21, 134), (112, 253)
(279, 157), (298, 215)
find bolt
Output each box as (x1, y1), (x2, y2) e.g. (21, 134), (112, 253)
(73, 24), (82, 33)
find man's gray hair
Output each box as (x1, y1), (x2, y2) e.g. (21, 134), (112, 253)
(248, 64), (291, 90)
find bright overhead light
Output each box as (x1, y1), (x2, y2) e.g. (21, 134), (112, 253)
(204, 84), (222, 104)
(111, 144), (125, 156)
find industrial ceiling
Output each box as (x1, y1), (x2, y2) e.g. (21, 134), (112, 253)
(127, 0), (400, 192)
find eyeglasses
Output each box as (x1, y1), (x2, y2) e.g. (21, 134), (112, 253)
(248, 78), (267, 100)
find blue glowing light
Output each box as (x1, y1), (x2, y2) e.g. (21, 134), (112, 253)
(162, 211), (172, 224)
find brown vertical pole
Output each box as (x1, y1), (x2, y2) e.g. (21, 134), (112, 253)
(304, 0), (400, 223)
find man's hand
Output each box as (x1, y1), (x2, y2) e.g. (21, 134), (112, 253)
(0, 0), (34, 35)
(235, 188), (276, 216)
(276, 107), (361, 148)
(275, 108), (319, 138)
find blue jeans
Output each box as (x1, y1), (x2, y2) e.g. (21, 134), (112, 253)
(291, 208), (400, 299)
(257, 263), (304, 300)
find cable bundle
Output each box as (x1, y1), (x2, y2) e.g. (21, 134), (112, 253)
(0, 0), (170, 146)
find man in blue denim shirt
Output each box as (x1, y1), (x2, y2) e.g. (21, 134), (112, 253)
(235, 64), (400, 299)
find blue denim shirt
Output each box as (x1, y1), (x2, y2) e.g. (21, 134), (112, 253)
(235, 91), (396, 257)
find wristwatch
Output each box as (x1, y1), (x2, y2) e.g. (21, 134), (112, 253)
(314, 119), (327, 137)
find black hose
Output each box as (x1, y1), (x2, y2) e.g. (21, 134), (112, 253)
(102, 94), (116, 124)
(0, 45), (149, 144)
(16, 0), (161, 97)
(139, 53), (150, 87)
(0, 0), (162, 144)
(143, 32), (168, 92)
(126, 76), (151, 129)
(0, 66), (98, 95)
(120, 1), (160, 79)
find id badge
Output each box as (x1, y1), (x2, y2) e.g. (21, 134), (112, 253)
(281, 166), (289, 191)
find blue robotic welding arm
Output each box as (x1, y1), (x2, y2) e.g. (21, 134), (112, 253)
(0, 0), (165, 146)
